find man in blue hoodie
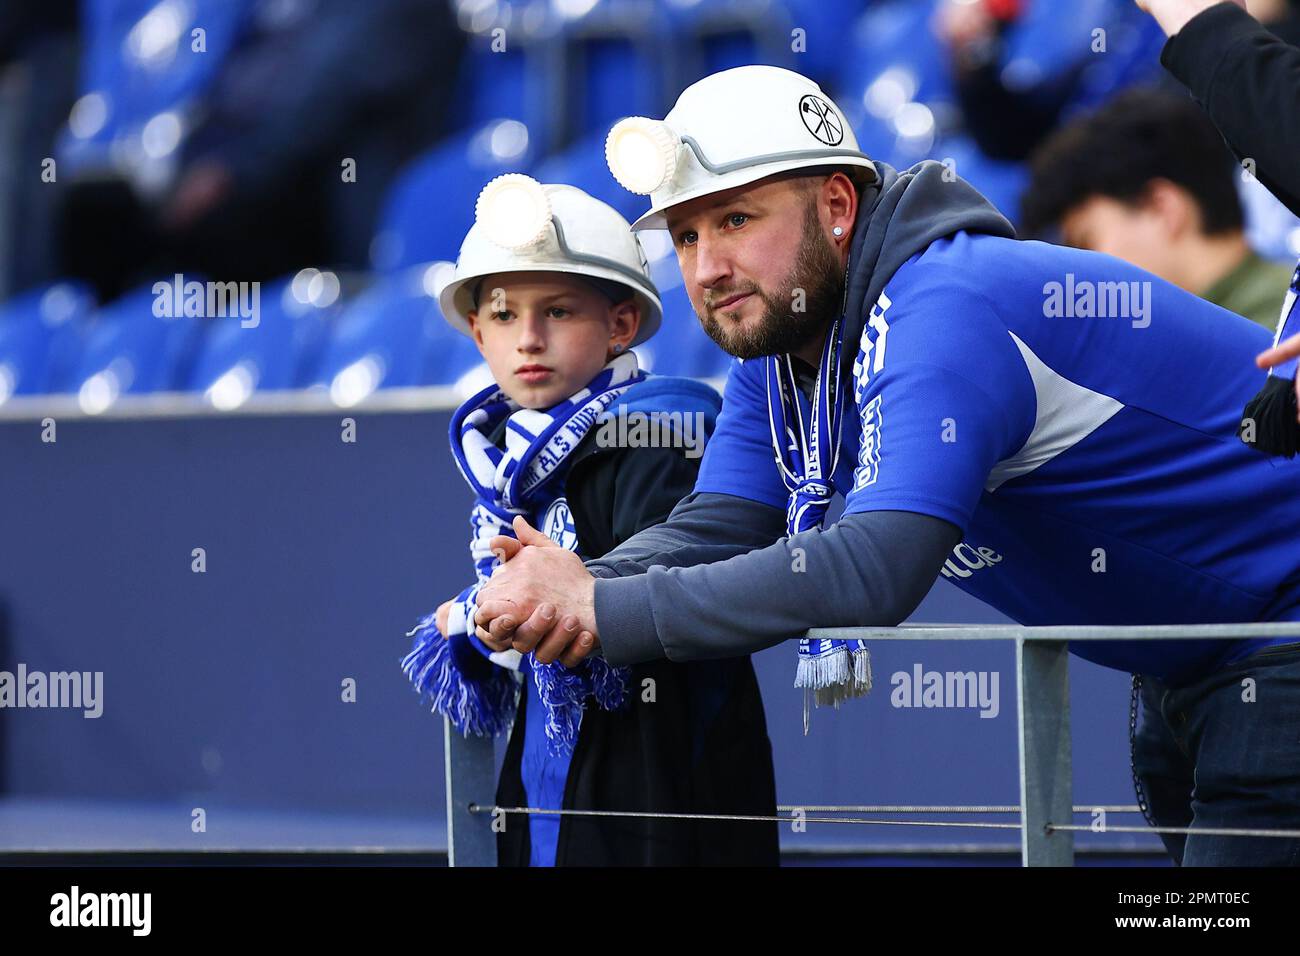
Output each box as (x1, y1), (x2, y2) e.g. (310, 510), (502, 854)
(476, 66), (1300, 866)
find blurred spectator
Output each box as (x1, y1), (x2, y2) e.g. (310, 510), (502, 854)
(58, 0), (464, 299)
(937, 0), (1167, 162)
(1021, 88), (1291, 329)
(0, 1), (79, 300)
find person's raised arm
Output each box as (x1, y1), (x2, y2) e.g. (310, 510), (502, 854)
(1142, 0), (1300, 215)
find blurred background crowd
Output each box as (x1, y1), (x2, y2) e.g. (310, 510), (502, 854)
(1, 0), (1298, 413)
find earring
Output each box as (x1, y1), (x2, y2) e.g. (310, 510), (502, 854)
(613, 343), (624, 353)
(832, 226), (844, 237)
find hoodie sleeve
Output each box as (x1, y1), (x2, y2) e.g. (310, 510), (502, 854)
(585, 490), (789, 580)
(594, 508), (961, 666)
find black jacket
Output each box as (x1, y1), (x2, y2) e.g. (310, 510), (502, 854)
(494, 428), (780, 866)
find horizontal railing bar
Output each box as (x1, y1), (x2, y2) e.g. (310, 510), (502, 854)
(806, 623), (1300, 642)
(776, 805), (1142, 814)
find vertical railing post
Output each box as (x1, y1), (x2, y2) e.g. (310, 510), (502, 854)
(444, 716), (498, 867)
(1016, 637), (1074, 866)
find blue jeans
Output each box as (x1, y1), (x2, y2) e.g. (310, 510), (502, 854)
(1131, 641), (1300, 866)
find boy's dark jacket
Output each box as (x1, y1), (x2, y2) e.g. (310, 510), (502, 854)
(493, 376), (780, 866)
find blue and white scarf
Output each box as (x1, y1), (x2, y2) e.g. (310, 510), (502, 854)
(766, 315), (872, 731)
(403, 352), (645, 754)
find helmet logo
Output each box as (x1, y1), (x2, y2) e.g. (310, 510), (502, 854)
(798, 94), (844, 146)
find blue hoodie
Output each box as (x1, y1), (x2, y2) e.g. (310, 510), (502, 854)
(587, 160), (1300, 686)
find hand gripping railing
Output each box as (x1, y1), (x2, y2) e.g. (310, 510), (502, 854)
(444, 622), (1300, 866)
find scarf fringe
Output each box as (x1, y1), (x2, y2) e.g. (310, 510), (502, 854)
(532, 657), (629, 756)
(795, 645), (872, 734)
(401, 613), (518, 738)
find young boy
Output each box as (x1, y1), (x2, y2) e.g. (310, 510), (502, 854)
(403, 175), (778, 866)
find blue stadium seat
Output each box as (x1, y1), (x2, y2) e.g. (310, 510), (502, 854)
(62, 281), (206, 400)
(661, 0), (799, 85)
(449, 7), (555, 144)
(838, 1), (949, 120)
(836, 3), (952, 169)
(571, 33), (665, 144)
(780, 0), (870, 86)
(533, 130), (647, 225)
(1003, 0), (1165, 115)
(59, 0), (253, 175)
(370, 120), (539, 274)
(304, 265), (486, 399)
(186, 271), (340, 402)
(0, 282), (97, 401)
(932, 134), (1028, 223)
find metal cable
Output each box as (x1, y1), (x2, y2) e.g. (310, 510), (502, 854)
(471, 805), (1020, 829)
(472, 804), (1300, 838)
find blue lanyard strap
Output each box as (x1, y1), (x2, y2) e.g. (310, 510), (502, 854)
(1267, 261), (1300, 380)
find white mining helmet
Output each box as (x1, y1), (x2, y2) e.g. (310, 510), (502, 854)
(439, 174), (663, 346)
(606, 65), (878, 231)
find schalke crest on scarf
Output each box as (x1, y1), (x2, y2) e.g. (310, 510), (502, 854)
(766, 312), (873, 733)
(403, 352), (645, 755)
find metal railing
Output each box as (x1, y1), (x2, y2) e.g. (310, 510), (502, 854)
(443, 621), (1300, 866)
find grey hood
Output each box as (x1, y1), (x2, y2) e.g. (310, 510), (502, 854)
(839, 160), (1016, 374)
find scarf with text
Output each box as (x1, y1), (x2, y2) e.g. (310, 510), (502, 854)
(766, 315), (872, 732)
(403, 352), (644, 754)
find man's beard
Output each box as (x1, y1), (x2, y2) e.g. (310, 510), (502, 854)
(698, 202), (845, 361)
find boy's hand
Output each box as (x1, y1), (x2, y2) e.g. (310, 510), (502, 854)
(475, 516), (599, 664)
(435, 599), (455, 638)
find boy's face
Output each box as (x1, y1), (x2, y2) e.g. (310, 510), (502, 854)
(468, 272), (639, 409)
